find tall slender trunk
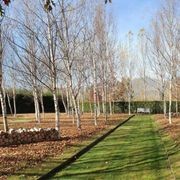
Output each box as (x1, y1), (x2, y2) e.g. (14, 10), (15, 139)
(71, 93), (81, 129)
(93, 55), (97, 126)
(163, 97), (167, 118)
(93, 87), (97, 125)
(163, 98), (167, 117)
(143, 77), (146, 101)
(81, 90), (84, 115)
(161, 84), (166, 117)
(97, 92), (101, 116)
(78, 97), (81, 115)
(68, 74), (81, 129)
(102, 87), (105, 115)
(128, 93), (131, 115)
(104, 84), (108, 122)
(175, 100), (178, 114)
(70, 94), (75, 123)
(66, 86), (70, 116)
(28, 26), (41, 123)
(7, 92), (13, 115)
(104, 70), (108, 123)
(12, 86), (16, 118)
(53, 89), (60, 131)
(47, 13), (60, 134)
(0, 27), (8, 132)
(40, 89), (45, 120)
(175, 84), (178, 114)
(89, 101), (93, 116)
(109, 93), (112, 116)
(109, 101), (112, 115)
(61, 87), (67, 114)
(112, 100), (115, 114)
(0, 87), (8, 132)
(168, 76), (172, 124)
(33, 87), (41, 123)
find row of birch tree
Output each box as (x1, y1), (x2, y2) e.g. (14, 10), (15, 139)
(0, 0), (118, 134)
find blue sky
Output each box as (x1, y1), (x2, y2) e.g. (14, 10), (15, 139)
(105, 0), (162, 40)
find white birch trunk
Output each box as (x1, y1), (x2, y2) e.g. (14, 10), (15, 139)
(61, 87), (67, 114)
(112, 100), (115, 114)
(71, 93), (81, 129)
(33, 87), (41, 123)
(65, 86), (70, 116)
(0, 27), (8, 132)
(175, 100), (178, 114)
(128, 94), (131, 115)
(89, 101), (93, 117)
(97, 93), (101, 116)
(47, 13), (60, 134)
(163, 97), (167, 118)
(104, 82), (108, 122)
(53, 90), (60, 132)
(109, 100), (112, 116)
(175, 84), (178, 114)
(12, 86), (16, 118)
(102, 88), (105, 115)
(93, 55), (97, 126)
(168, 76), (172, 124)
(7, 92), (13, 115)
(78, 97), (81, 115)
(104, 59), (108, 123)
(81, 94), (84, 115)
(40, 89), (45, 120)
(0, 88), (8, 132)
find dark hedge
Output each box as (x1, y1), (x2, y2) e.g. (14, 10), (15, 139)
(80, 101), (180, 114)
(2, 94), (65, 114)
(2, 94), (179, 114)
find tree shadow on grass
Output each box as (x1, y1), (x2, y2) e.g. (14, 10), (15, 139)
(11, 116), (178, 179)
(52, 117), (174, 179)
(53, 156), (170, 179)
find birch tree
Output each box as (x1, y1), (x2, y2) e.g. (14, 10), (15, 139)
(147, 18), (168, 116)
(138, 28), (148, 101)
(148, 0), (179, 123)
(6, 1), (61, 132)
(0, 17), (8, 132)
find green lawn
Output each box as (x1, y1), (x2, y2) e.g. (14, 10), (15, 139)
(52, 116), (178, 180)
(8, 124), (117, 180)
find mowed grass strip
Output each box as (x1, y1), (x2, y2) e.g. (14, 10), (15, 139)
(52, 116), (174, 180)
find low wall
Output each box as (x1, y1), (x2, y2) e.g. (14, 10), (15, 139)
(0, 128), (59, 147)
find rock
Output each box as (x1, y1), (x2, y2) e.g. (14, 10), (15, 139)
(0, 128), (59, 147)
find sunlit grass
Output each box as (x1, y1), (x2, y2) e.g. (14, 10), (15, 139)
(52, 116), (178, 180)
(7, 115), (179, 180)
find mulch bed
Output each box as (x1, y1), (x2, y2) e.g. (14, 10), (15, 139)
(155, 115), (180, 144)
(0, 114), (128, 179)
(0, 125), (106, 179)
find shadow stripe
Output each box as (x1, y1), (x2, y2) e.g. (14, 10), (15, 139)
(38, 115), (135, 180)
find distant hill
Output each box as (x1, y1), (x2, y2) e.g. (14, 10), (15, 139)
(132, 77), (160, 100)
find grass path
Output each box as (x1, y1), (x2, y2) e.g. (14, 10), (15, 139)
(52, 116), (174, 180)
